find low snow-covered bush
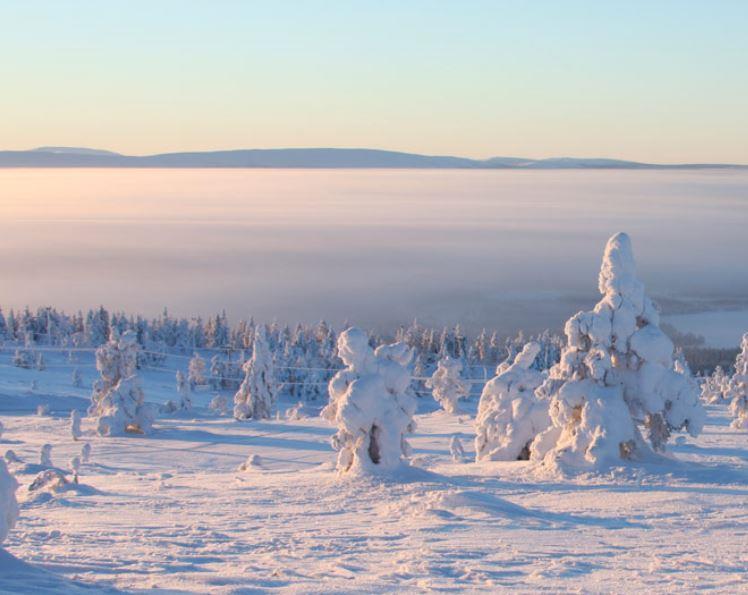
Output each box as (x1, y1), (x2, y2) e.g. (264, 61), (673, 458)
(426, 356), (469, 414)
(530, 233), (705, 471)
(234, 327), (276, 420)
(0, 459), (19, 545)
(325, 328), (417, 474)
(176, 370), (192, 410)
(89, 330), (155, 436)
(701, 365), (727, 403)
(70, 409), (82, 441)
(474, 342), (548, 461)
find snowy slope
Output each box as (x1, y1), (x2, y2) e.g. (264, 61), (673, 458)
(0, 350), (747, 593)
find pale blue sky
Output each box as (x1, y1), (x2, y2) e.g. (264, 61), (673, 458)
(1, 1), (746, 161)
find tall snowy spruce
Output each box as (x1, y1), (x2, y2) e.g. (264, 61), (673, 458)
(725, 333), (748, 429)
(324, 327), (416, 474)
(0, 459), (18, 546)
(530, 233), (705, 470)
(233, 327), (276, 420)
(475, 342), (549, 461)
(88, 330), (155, 436)
(426, 355), (469, 414)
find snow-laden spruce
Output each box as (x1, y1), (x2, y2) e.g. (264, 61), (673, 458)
(0, 459), (18, 545)
(88, 330), (155, 436)
(531, 233), (705, 470)
(176, 370), (192, 410)
(70, 409), (82, 441)
(425, 355), (469, 414)
(701, 365), (728, 403)
(188, 353), (207, 390)
(474, 342), (549, 461)
(725, 333), (748, 429)
(234, 327), (276, 420)
(325, 327), (417, 474)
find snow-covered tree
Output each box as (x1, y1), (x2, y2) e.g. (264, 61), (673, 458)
(725, 333), (748, 429)
(449, 434), (466, 462)
(474, 342), (549, 461)
(0, 460), (18, 545)
(176, 370), (192, 410)
(80, 443), (91, 463)
(89, 330), (154, 436)
(325, 328), (416, 474)
(188, 353), (207, 390)
(530, 233), (705, 471)
(701, 365), (727, 403)
(70, 409), (82, 441)
(322, 327), (376, 424)
(209, 394), (229, 416)
(234, 327), (276, 420)
(40, 444), (53, 467)
(425, 355), (469, 414)
(72, 368), (83, 388)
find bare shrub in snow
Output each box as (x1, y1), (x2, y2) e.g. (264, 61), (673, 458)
(326, 328), (417, 474)
(474, 342), (548, 461)
(725, 333), (748, 429)
(72, 368), (83, 388)
(0, 459), (19, 545)
(234, 327), (276, 420)
(530, 233), (705, 471)
(426, 356), (469, 414)
(89, 330), (155, 436)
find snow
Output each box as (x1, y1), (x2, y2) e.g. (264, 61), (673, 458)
(0, 314), (745, 591)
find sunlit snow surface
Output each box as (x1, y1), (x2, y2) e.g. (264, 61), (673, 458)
(2, 168), (748, 334)
(1, 350), (747, 593)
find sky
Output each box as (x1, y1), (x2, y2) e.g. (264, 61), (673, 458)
(1, 1), (747, 162)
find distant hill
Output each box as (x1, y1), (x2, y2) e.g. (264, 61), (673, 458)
(0, 147), (744, 169)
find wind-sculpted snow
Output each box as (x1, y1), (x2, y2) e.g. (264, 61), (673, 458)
(531, 233), (706, 470)
(475, 342), (549, 461)
(325, 328), (417, 474)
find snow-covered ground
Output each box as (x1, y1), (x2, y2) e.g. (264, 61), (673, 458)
(1, 349), (747, 593)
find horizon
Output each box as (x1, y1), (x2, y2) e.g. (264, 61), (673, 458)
(2, 1), (747, 162)
(4, 145), (747, 167)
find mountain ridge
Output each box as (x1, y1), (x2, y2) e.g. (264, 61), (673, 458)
(0, 147), (744, 169)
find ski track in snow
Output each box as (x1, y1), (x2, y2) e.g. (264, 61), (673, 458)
(0, 352), (747, 593)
